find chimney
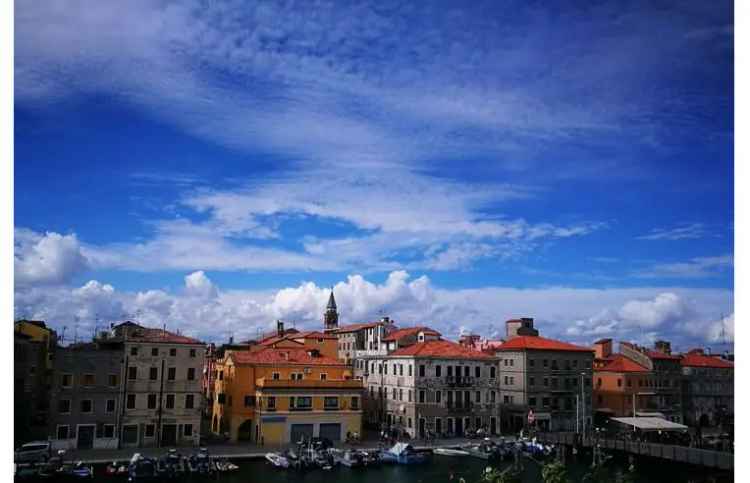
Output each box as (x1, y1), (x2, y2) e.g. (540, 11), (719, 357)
(593, 338), (612, 359)
(654, 340), (672, 355)
(229, 336), (234, 344)
(277, 320), (284, 336)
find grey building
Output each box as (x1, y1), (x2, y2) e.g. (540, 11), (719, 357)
(48, 342), (124, 450)
(14, 332), (48, 445)
(681, 349), (733, 430)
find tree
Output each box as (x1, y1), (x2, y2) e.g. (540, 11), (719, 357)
(541, 460), (569, 483)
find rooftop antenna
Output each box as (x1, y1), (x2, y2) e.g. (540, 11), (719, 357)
(73, 317), (79, 345)
(60, 326), (67, 345)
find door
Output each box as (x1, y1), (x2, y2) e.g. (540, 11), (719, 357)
(291, 424), (314, 444)
(435, 418), (442, 435)
(161, 424), (177, 446)
(319, 423), (342, 442)
(76, 425), (95, 449)
(490, 417), (497, 435)
(455, 417), (463, 436)
(419, 418), (425, 438)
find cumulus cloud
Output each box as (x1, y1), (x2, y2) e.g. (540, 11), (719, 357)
(14, 271), (732, 350)
(14, 228), (90, 285)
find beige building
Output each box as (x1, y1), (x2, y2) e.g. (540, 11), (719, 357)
(492, 319), (594, 433)
(110, 322), (206, 448)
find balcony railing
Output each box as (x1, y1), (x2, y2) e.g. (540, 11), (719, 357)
(256, 378), (364, 389)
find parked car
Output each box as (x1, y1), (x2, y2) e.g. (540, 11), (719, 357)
(14, 441), (51, 463)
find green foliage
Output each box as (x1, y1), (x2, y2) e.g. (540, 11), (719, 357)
(541, 460), (569, 483)
(478, 466), (522, 483)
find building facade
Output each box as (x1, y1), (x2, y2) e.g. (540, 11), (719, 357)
(113, 322), (206, 448)
(48, 342), (124, 450)
(681, 349), (733, 430)
(14, 332), (47, 444)
(592, 339), (652, 420)
(493, 319), (594, 433)
(211, 346), (363, 445)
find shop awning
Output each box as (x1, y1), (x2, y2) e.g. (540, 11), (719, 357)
(610, 417), (688, 432)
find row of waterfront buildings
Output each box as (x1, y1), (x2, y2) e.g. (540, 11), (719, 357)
(14, 291), (733, 449)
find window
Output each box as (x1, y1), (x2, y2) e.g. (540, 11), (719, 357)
(573, 360), (578, 368)
(185, 394), (194, 409)
(509, 376), (514, 385)
(530, 377), (535, 386)
(168, 367), (176, 381)
(324, 397), (339, 410)
(57, 425), (69, 440)
(408, 418), (412, 428)
(419, 390), (426, 403)
(543, 377), (549, 387)
(320, 373), (327, 380)
(464, 366), (470, 377)
(58, 399), (71, 413)
(108, 374), (119, 387)
(184, 424), (193, 437)
(272, 372), (280, 380)
(106, 399), (116, 413)
(291, 372), (303, 381)
(81, 399), (93, 413)
(436, 365), (442, 377)
(543, 359), (548, 368)
(148, 394), (157, 409)
(399, 364), (404, 376)
(529, 397), (537, 407)
(151, 347), (159, 356)
(408, 390), (412, 402)
(419, 365), (425, 377)
(448, 366), (453, 377)
(399, 388), (403, 401)
(617, 378), (622, 387)
(81, 374), (95, 386)
(131, 347), (138, 356)
(503, 359), (508, 366)
(509, 359), (514, 367)
(503, 395), (510, 404)
(597, 378), (602, 387)
(61, 374), (73, 387)
(490, 367), (496, 378)
(187, 368), (196, 380)
(529, 359), (535, 367)
(150, 367), (158, 380)
(504, 376), (509, 384)
(244, 395), (255, 407)
(190, 349), (196, 357)
(475, 391), (481, 403)
(408, 365), (413, 376)
(490, 391), (496, 403)
(542, 397), (550, 407)
(218, 370), (224, 381)
(436, 391), (442, 404)
(475, 366), (481, 378)
(267, 396), (276, 410)
(165, 394), (175, 409)
(169, 348), (177, 357)
(392, 388), (397, 399)
(598, 395), (603, 405)
(104, 424), (115, 438)
(127, 394), (136, 409)
(128, 367), (137, 380)
(291, 396), (312, 410)
(145, 424), (155, 438)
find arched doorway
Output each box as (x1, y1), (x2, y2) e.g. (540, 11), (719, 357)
(238, 420), (253, 442)
(699, 414), (710, 428)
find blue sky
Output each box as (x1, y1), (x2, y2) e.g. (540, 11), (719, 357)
(13, 0), (734, 348)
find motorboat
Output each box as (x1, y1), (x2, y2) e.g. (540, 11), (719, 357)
(128, 453), (158, 481)
(465, 438), (503, 460)
(265, 452), (290, 468)
(105, 461), (129, 476)
(214, 458), (239, 472)
(360, 450), (381, 467)
(433, 447), (470, 457)
(380, 443), (429, 464)
(157, 449), (185, 478)
(187, 448), (215, 475)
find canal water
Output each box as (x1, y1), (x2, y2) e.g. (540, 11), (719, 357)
(201, 454), (731, 483)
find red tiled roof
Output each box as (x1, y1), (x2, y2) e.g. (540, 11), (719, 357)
(333, 322), (385, 333)
(291, 331), (337, 340)
(594, 338), (612, 344)
(681, 352), (733, 369)
(231, 347), (345, 366)
(114, 322), (202, 345)
(389, 340), (493, 359)
(382, 326), (441, 342)
(259, 337), (304, 347)
(646, 350), (681, 361)
(596, 354), (649, 373)
(494, 336), (593, 353)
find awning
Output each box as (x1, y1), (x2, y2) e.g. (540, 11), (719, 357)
(610, 417), (688, 432)
(635, 412), (665, 418)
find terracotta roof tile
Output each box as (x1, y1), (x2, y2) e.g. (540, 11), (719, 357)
(646, 350), (681, 361)
(494, 336), (593, 353)
(231, 347), (345, 366)
(596, 354), (650, 373)
(382, 326), (441, 342)
(681, 352), (733, 369)
(291, 331), (338, 340)
(389, 340), (494, 359)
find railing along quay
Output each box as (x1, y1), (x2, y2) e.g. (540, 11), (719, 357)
(537, 432), (733, 471)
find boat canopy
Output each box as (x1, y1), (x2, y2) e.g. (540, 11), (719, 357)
(610, 417), (688, 432)
(389, 442), (414, 455)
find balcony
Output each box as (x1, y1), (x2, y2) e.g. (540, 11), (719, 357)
(444, 376), (475, 387)
(446, 402), (474, 413)
(256, 378), (364, 390)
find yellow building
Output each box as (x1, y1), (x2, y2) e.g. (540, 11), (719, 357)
(212, 346), (363, 445)
(14, 320), (58, 370)
(252, 329), (339, 359)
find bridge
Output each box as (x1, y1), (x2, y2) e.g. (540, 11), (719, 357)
(537, 431), (733, 471)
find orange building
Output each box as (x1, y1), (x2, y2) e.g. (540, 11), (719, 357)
(211, 345), (363, 445)
(593, 339), (651, 420)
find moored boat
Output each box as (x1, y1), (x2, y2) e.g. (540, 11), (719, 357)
(434, 447), (470, 457)
(265, 452), (290, 468)
(380, 443), (429, 464)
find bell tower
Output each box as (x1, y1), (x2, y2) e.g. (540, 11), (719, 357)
(323, 290), (339, 332)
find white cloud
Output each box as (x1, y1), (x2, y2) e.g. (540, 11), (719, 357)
(14, 228), (90, 285)
(14, 271), (732, 350)
(637, 223), (708, 240)
(635, 254), (733, 279)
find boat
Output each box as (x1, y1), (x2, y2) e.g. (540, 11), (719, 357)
(128, 453), (158, 481)
(340, 449), (365, 468)
(157, 449), (185, 478)
(361, 450), (381, 467)
(380, 443), (429, 464)
(434, 447), (470, 457)
(465, 438), (503, 460)
(214, 458), (239, 472)
(265, 452), (290, 468)
(187, 448), (215, 475)
(105, 461), (129, 476)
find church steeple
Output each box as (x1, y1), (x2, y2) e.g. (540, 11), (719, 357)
(324, 289), (339, 332)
